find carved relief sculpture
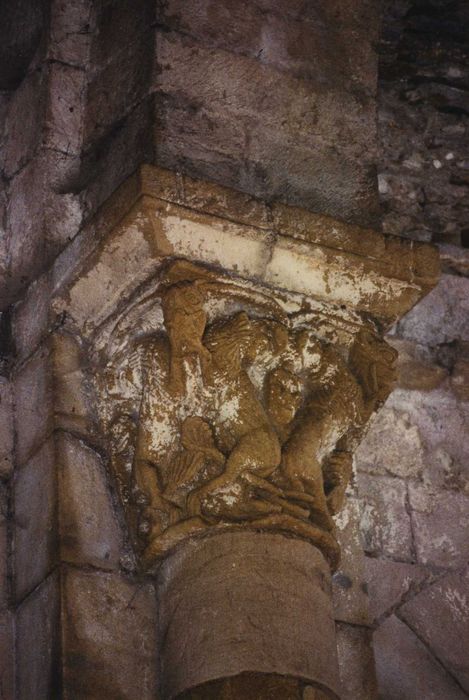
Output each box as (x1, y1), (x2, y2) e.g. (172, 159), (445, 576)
(98, 259), (397, 573)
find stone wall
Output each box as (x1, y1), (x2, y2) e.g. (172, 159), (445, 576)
(353, 2), (469, 697)
(0, 2), (467, 699)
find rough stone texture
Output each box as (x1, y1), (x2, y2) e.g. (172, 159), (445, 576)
(16, 573), (60, 700)
(0, 611), (15, 700)
(364, 557), (429, 623)
(14, 439), (57, 601)
(355, 406), (425, 479)
(357, 473), (413, 562)
(1, 1), (467, 697)
(11, 271), (51, 364)
(332, 498), (371, 626)
(408, 483), (469, 569)
(0, 378), (13, 478)
(0, 482), (8, 610)
(336, 623), (378, 700)
(58, 432), (123, 570)
(157, 532), (340, 700)
(13, 344), (53, 466)
(399, 567), (469, 693)
(52, 332), (93, 436)
(396, 274), (469, 347)
(374, 615), (468, 700)
(62, 567), (158, 700)
(379, 0), (469, 246)
(154, 1), (381, 228)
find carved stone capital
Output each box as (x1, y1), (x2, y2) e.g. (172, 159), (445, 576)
(51, 165), (438, 577)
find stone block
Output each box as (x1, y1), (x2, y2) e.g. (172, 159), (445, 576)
(53, 332), (92, 436)
(332, 498), (371, 626)
(0, 482), (8, 609)
(357, 473), (413, 561)
(156, 0), (376, 92)
(62, 568), (158, 699)
(355, 406), (425, 479)
(45, 189), (84, 256)
(336, 622), (378, 700)
(6, 159), (45, 293)
(374, 615), (468, 700)
(0, 519), (7, 609)
(364, 557), (429, 623)
(85, 46), (151, 142)
(0, 378), (13, 478)
(49, 0), (92, 67)
(14, 345), (53, 466)
(388, 337), (447, 391)
(14, 439), (57, 601)
(45, 62), (87, 155)
(397, 275), (469, 346)
(12, 272), (51, 363)
(451, 358), (469, 401)
(399, 568), (469, 692)
(58, 432), (123, 569)
(0, 611), (15, 699)
(385, 387), (469, 494)
(1, 67), (46, 178)
(16, 573), (60, 700)
(408, 483), (469, 569)
(82, 99), (153, 220)
(155, 31), (379, 226)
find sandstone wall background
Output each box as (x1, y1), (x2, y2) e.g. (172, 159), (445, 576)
(0, 1), (467, 699)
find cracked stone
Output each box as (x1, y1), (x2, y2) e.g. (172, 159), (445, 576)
(399, 568), (469, 693)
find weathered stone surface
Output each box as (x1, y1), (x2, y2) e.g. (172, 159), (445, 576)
(0, 518), (7, 609)
(333, 498), (371, 626)
(155, 28), (380, 227)
(336, 622), (378, 700)
(45, 62), (87, 155)
(157, 532), (340, 700)
(14, 345), (53, 466)
(364, 557), (429, 623)
(16, 573), (60, 700)
(58, 432), (123, 570)
(14, 439), (57, 601)
(451, 359), (469, 402)
(408, 483), (469, 569)
(49, 0), (92, 67)
(1, 68), (46, 179)
(62, 568), (158, 700)
(0, 482), (8, 609)
(397, 275), (469, 346)
(384, 387), (469, 494)
(357, 473), (413, 561)
(379, 1), (469, 246)
(388, 337), (448, 391)
(6, 159), (45, 295)
(0, 378), (13, 478)
(53, 332), (92, 436)
(399, 568), (469, 692)
(13, 271), (51, 363)
(0, 611), (15, 699)
(355, 406), (425, 479)
(374, 615), (468, 700)
(84, 0), (153, 146)
(156, 0), (377, 93)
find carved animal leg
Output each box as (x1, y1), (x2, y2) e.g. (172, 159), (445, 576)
(186, 427), (281, 517)
(281, 446), (334, 531)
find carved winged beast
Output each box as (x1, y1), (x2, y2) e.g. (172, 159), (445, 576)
(99, 261), (397, 572)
